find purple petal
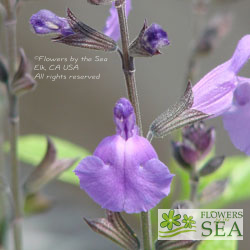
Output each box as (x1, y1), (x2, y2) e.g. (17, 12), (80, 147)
(192, 35), (250, 117)
(233, 77), (250, 106)
(192, 61), (237, 116)
(114, 98), (137, 139)
(94, 135), (157, 165)
(142, 23), (170, 55)
(94, 135), (125, 168)
(30, 9), (73, 36)
(74, 155), (125, 211)
(75, 135), (174, 213)
(123, 158), (174, 213)
(222, 77), (250, 155)
(103, 0), (132, 41)
(229, 35), (250, 74)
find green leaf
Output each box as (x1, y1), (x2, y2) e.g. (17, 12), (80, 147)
(5, 134), (90, 185)
(199, 156), (250, 208)
(198, 239), (237, 250)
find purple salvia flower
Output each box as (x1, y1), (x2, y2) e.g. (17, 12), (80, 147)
(74, 98), (174, 213)
(30, 10), (74, 36)
(141, 23), (170, 55)
(30, 9), (117, 52)
(103, 0), (132, 41)
(191, 35), (250, 155)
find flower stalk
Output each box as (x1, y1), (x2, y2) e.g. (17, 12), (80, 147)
(115, 0), (152, 249)
(115, 0), (142, 134)
(3, 0), (23, 249)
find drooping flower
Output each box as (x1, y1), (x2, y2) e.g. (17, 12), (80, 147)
(30, 9), (74, 36)
(172, 122), (215, 167)
(30, 9), (117, 52)
(103, 0), (132, 41)
(129, 21), (170, 57)
(74, 98), (174, 213)
(191, 34), (250, 155)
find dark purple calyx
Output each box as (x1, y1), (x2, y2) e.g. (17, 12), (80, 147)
(173, 122), (215, 167)
(141, 23), (170, 55)
(183, 122), (215, 154)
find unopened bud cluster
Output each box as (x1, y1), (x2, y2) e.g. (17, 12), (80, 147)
(172, 122), (215, 167)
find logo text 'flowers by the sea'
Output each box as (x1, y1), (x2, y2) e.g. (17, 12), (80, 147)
(158, 209), (243, 240)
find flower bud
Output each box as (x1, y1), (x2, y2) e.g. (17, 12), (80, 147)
(12, 49), (37, 97)
(113, 98), (137, 139)
(129, 21), (169, 57)
(30, 9), (118, 52)
(30, 9), (74, 36)
(173, 122), (215, 167)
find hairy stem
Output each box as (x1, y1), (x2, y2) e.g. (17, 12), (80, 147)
(116, 0), (142, 134)
(116, 0), (152, 249)
(3, 1), (22, 250)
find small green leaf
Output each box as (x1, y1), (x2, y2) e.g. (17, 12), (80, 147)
(198, 239), (237, 250)
(199, 156), (250, 208)
(5, 134), (90, 185)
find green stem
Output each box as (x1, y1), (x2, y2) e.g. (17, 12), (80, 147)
(190, 166), (199, 207)
(116, 0), (152, 249)
(3, 1), (22, 250)
(140, 212), (153, 250)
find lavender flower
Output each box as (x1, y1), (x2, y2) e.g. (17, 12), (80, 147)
(103, 0), (132, 41)
(191, 34), (250, 155)
(129, 22), (170, 57)
(74, 98), (174, 213)
(30, 10), (74, 36)
(173, 122), (215, 167)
